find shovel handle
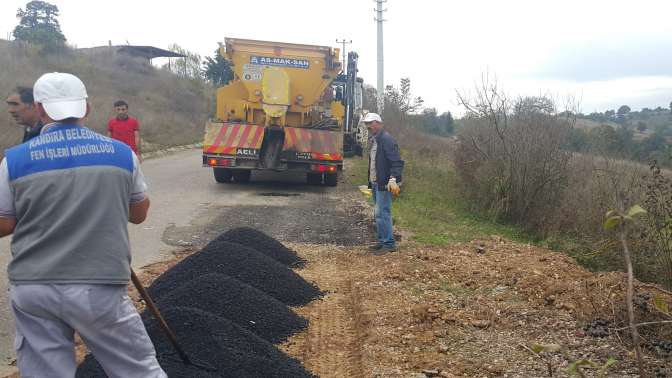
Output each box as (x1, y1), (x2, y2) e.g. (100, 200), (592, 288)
(130, 269), (192, 364)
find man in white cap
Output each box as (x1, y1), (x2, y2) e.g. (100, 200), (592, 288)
(364, 112), (404, 254)
(0, 72), (166, 377)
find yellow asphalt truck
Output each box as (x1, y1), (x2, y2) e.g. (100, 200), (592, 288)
(202, 38), (364, 186)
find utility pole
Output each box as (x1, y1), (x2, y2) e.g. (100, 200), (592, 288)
(335, 38), (352, 74)
(374, 0), (387, 113)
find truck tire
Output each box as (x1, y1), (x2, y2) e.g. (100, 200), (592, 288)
(324, 172), (338, 187)
(307, 173), (322, 185)
(232, 169), (251, 183)
(213, 168), (233, 183)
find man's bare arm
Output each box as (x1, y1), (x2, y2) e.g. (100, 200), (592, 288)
(134, 130), (141, 160)
(129, 198), (150, 224)
(0, 217), (17, 237)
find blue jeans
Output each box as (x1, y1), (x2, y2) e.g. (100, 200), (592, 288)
(372, 183), (395, 248)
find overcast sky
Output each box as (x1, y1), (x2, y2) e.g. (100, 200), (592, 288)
(2, 0), (672, 115)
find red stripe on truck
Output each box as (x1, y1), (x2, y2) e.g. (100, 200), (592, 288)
(322, 132), (337, 153)
(250, 126), (265, 148)
(206, 126), (228, 153)
(222, 124), (242, 148)
(237, 124), (254, 148)
(300, 129), (311, 151)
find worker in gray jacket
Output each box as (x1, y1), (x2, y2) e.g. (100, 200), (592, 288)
(365, 112), (404, 254)
(0, 72), (165, 377)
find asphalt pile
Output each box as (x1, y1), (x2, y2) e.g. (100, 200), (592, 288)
(77, 353), (221, 378)
(77, 228), (319, 377)
(77, 307), (314, 377)
(156, 273), (307, 343)
(148, 307), (313, 377)
(148, 240), (322, 306)
(214, 227), (306, 267)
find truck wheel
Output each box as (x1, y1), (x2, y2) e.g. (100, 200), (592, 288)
(213, 168), (233, 183)
(324, 172), (338, 187)
(232, 170), (251, 183)
(307, 173), (322, 185)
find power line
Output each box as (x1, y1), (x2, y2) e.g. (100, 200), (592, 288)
(335, 38), (352, 74)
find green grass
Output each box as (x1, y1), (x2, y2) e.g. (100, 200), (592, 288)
(347, 154), (531, 245)
(347, 152), (625, 276)
(346, 150), (648, 286)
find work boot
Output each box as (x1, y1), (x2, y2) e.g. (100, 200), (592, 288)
(368, 243), (383, 251)
(372, 245), (396, 255)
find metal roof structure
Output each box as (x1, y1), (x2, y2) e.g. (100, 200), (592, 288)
(78, 45), (186, 61)
(116, 45), (186, 60)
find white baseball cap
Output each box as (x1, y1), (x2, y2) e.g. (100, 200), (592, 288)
(362, 112), (382, 123)
(33, 72), (88, 121)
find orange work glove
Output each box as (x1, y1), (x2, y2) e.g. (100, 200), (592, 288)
(386, 177), (401, 197)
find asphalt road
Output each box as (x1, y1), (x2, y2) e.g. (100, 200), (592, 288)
(0, 148), (371, 375)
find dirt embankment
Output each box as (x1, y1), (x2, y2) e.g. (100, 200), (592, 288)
(283, 236), (671, 377)
(275, 173), (671, 377)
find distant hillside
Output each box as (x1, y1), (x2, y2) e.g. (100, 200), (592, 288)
(575, 107), (672, 144)
(574, 117), (619, 130)
(577, 107), (672, 133)
(0, 40), (214, 156)
(628, 108), (672, 132)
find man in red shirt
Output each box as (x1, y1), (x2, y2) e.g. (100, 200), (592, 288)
(108, 100), (141, 161)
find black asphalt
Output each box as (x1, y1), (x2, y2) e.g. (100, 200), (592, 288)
(148, 240), (322, 306)
(77, 307), (314, 377)
(156, 273), (307, 343)
(214, 227), (306, 267)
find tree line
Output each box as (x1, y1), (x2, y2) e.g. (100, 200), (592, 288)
(568, 105), (672, 166)
(362, 78), (454, 137)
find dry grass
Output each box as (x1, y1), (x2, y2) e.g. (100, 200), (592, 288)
(379, 109), (669, 288)
(0, 40), (214, 156)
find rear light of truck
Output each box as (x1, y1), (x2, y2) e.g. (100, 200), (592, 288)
(208, 158), (232, 167)
(311, 164), (337, 173)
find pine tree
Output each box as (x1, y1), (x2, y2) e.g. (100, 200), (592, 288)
(203, 49), (234, 87)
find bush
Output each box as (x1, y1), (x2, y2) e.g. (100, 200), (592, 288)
(641, 161), (672, 287)
(452, 81), (672, 286)
(454, 86), (573, 227)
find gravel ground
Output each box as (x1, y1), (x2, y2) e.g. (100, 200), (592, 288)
(213, 227), (306, 267)
(156, 273), (307, 343)
(148, 240), (322, 306)
(205, 203), (372, 247)
(164, 171), (376, 250)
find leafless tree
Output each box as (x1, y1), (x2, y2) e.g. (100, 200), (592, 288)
(454, 75), (575, 225)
